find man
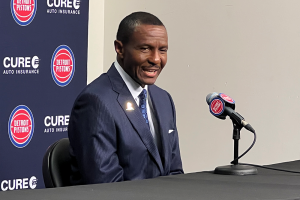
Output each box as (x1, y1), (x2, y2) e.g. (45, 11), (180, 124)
(68, 11), (183, 185)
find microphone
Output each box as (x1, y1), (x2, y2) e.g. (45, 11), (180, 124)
(206, 92), (255, 133)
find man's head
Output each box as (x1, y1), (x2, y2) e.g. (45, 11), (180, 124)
(115, 12), (168, 88)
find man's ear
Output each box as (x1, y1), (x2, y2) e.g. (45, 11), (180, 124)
(114, 40), (124, 59)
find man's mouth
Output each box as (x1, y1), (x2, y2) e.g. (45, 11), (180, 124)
(142, 68), (159, 77)
(143, 69), (157, 73)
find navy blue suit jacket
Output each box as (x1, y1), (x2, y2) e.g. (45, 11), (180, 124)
(68, 64), (183, 185)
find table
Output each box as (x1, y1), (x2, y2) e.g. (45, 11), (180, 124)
(1, 160), (300, 200)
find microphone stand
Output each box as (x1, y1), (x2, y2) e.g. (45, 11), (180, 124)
(214, 118), (258, 175)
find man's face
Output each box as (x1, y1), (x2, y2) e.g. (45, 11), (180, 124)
(116, 25), (168, 88)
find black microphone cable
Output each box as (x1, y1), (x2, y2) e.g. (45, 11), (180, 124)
(230, 126), (256, 165)
(231, 128), (300, 174)
(239, 162), (300, 174)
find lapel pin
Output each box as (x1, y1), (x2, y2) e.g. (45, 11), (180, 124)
(126, 102), (134, 111)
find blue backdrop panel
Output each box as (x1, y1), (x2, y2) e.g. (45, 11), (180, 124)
(0, 0), (89, 190)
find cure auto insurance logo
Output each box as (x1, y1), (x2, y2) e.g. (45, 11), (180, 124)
(1, 176), (37, 191)
(11, 0), (37, 26)
(8, 105), (34, 148)
(47, 0), (81, 15)
(51, 45), (75, 87)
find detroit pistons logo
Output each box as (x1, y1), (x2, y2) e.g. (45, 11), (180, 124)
(51, 45), (75, 87)
(11, 0), (37, 26)
(210, 98), (224, 116)
(219, 93), (235, 104)
(8, 105), (34, 148)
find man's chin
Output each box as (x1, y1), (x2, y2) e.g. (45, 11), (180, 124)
(135, 76), (158, 87)
(142, 78), (157, 86)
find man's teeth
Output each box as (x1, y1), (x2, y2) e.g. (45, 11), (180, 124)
(144, 69), (157, 72)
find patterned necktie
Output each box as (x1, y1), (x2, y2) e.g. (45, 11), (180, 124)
(138, 89), (150, 128)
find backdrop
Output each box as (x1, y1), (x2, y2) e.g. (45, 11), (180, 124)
(0, 0), (89, 191)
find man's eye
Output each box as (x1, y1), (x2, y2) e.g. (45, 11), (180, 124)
(160, 48), (168, 53)
(141, 47), (150, 52)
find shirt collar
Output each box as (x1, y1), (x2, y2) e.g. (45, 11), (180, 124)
(114, 60), (148, 100)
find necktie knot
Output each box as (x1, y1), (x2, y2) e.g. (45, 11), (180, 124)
(138, 89), (147, 100)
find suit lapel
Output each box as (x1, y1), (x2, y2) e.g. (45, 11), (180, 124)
(148, 85), (171, 174)
(107, 64), (164, 174)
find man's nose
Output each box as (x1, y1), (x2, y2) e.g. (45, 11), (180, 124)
(148, 50), (160, 65)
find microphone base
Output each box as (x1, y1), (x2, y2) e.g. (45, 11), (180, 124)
(214, 164), (258, 175)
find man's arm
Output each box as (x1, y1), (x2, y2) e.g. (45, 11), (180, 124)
(167, 92), (184, 175)
(68, 92), (124, 184)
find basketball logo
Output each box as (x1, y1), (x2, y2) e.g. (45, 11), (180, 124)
(51, 45), (75, 87)
(11, 0), (37, 26)
(219, 93), (235, 104)
(210, 98), (225, 116)
(8, 105), (34, 148)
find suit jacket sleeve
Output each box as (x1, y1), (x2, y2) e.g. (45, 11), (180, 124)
(167, 92), (184, 175)
(68, 92), (124, 184)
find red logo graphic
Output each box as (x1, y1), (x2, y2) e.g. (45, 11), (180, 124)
(51, 45), (75, 87)
(9, 105), (34, 148)
(210, 99), (224, 115)
(219, 93), (235, 104)
(11, 0), (37, 26)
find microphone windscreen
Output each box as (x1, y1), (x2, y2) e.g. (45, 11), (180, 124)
(206, 92), (219, 105)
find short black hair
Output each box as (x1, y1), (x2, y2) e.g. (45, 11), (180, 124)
(116, 12), (164, 44)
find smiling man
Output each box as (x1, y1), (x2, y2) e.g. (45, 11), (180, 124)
(68, 12), (184, 185)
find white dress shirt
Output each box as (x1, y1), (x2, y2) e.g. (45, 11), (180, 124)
(114, 61), (161, 151)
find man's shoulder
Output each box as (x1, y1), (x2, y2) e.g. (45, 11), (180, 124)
(82, 73), (111, 95)
(80, 63), (122, 96)
(75, 73), (117, 105)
